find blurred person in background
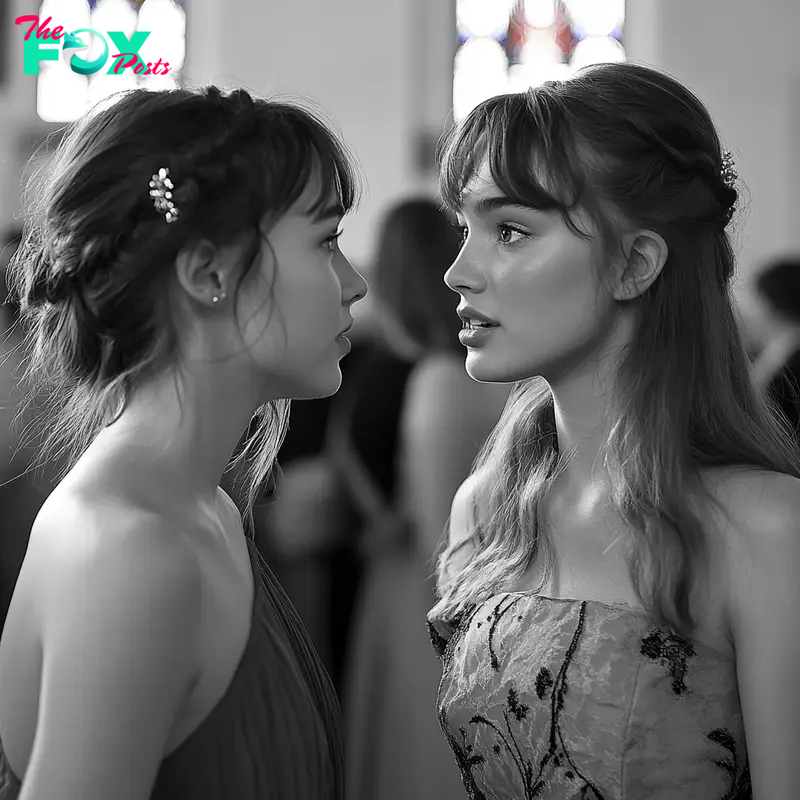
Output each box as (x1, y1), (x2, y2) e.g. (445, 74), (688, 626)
(750, 256), (800, 434)
(344, 198), (510, 800)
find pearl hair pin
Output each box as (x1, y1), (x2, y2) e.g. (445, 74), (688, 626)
(720, 150), (738, 190)
(149, 167), (180, 224)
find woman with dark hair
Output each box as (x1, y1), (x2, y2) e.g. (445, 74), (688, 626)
(344, 199), (509, 800)
(751, 257), (800, 434)
(0, 85), (367, 800)
(427, 63), (799, 800)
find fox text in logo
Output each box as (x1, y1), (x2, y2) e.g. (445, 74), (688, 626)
(15, 15), (171, 77)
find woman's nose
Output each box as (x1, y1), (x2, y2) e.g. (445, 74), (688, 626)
(444, 245), (484, 294)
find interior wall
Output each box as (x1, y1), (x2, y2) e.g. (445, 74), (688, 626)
(626, 0), (800, 327)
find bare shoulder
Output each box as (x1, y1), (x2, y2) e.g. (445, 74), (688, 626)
(699, 466), (800, 798)
(700, 465), (800, 632)
(449, 471), (483, 538)
(30, 486), (204, 641)
(1, 487), (205, 797)
(701, 466), (800, 546)
(444, 470), (487, 569)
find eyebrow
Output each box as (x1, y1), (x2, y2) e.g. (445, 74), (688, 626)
(464, 195), (543, 216)
(311, 202), (345, 224)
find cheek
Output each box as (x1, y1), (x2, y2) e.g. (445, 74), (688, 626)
(504, 251), (605, 340)
(235, 292), (284, 355)
(231, 252), (344, 362)
(274, 256), (341, 346)
(227, 262), (290, 355)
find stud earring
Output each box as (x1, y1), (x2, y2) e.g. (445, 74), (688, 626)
(211, 290), (227, 305)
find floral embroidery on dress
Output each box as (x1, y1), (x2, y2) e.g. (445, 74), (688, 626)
(430, 595), (750, 799)
(438, 709), (488, 800)
(487, 595), (522, 670)
(707, 728), (752, 800)
(640, 627), (696, 695)
(534, 667), (554, 700)
(436, 600), (606, 799)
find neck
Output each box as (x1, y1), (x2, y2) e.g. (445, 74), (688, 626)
(90, 364), (264, 506)
(546, 328), (630, 500)
(550, 377), (610, 499)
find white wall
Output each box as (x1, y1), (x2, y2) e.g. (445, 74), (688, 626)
(626, 0), (800, 326)
(2, 0), (798, 304)
(1, 0), (457, 268)
(184, 0), (456, 270)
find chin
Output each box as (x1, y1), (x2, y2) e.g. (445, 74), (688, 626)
(300, 365), (344, 400)
(464, 350), (534, 383)
(258, 363), (343, 402)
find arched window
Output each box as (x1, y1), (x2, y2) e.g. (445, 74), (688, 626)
(37, 0), (186, 123)
(454, 0), (626, 121)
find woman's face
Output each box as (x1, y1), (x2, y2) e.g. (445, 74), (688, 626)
(233, 175), (368, 400)
(445, 160), (620, 385)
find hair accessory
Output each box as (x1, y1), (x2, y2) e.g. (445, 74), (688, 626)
(149, 167), (179, 224)
(720, 150), (738, 191)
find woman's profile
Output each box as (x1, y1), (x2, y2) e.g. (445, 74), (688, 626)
(0, 85), (366, 800)
(428, 62), (798, 800)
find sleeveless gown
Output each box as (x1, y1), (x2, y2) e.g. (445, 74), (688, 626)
(428, 592), (752, 800)
(0, 537), (344, 799)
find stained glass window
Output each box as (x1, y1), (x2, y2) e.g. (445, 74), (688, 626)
(37, 0), (186, 123)
(454, 0), (626, 121)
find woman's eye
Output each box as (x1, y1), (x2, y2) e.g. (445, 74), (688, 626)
(498, 224), (526, 245)
(324, 231), (343, 252)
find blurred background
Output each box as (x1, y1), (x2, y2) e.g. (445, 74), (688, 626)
(0, 0), (798, 317)
(1, 1), (800, 797)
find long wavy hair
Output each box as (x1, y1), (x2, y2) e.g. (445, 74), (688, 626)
(8, 85), (361, 531)
(429, 62), (800, 637)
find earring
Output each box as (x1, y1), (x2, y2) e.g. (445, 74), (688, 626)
(211, 290), (227, 304)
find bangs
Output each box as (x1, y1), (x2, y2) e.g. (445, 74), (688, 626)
(438, 90), (586, 220)
(260, 104), (362, 219)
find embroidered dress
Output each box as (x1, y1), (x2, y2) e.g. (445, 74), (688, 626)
(429, 592), (751, 800)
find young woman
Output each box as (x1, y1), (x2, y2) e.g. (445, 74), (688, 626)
(427, 63), (800, 800)
(0, 85), (366, 800)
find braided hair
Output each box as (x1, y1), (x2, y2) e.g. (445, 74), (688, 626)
(8, 85), (361, 522)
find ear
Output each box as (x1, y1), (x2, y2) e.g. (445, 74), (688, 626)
(613, 230), (669, 301)
(174, 239), (230, 306)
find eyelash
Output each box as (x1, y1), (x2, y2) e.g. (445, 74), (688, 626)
(495, 223), (529, 246)
(451, 221), (468, 245)
(451, 221), (529, 247)
(324, 230), (343, 252)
